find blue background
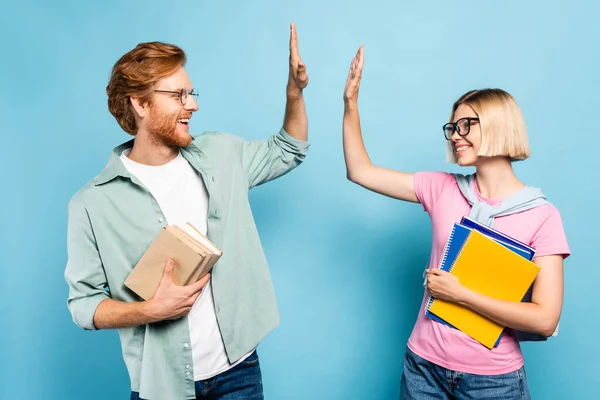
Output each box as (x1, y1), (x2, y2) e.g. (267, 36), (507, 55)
(1, 0), (598, 398)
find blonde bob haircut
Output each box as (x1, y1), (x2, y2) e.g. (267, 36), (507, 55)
(447, 88), (530, 163)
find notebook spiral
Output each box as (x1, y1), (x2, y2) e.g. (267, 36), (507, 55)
(424, 224), (457, 314)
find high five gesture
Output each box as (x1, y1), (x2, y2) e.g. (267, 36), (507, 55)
(283, 23), (308, 141)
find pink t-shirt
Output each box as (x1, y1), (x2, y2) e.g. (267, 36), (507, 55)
(407, 172), (570, 375)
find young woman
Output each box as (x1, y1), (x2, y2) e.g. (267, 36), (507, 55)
(342, 46), (569, 400)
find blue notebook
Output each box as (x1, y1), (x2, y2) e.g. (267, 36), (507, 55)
(425, 219), (539, 346)
(424, 223), (471, 329)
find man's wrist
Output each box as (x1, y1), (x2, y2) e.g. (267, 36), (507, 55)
(286, 84), (304, 100)
(140, 299), (159, 322)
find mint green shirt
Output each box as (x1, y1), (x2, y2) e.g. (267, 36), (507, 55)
(65, 128), (309, 400)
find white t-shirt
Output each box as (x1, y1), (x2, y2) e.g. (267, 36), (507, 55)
(120, 150), (249, 380)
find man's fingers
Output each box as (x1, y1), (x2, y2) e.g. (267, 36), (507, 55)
(289, 22), (295, 47)
(289, 22), (300, 61)
(162, 259), (175, 281)
(186, 293), (200, 307)
(189, 273), (211, 294)
(177, 306), (193, 318)
(289, 23), (296, 54)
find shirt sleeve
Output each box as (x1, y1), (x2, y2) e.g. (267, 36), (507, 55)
(413, 171), (455, 213)
(239, 128), (310, 189)
(530, 206), (571, 260)
(64, 197), (110, 330)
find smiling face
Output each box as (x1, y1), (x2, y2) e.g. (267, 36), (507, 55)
(449, 104), (482, 166)
(142, 67), (199, 147)
(445, 89), (531, 165)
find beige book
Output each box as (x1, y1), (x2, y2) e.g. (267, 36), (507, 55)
(124, 222), (223, 300)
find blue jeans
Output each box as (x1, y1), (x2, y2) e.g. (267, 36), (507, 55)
(131, 351), (263, 400)
(400, 347), (531, 400)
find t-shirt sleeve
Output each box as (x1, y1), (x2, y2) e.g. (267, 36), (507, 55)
(413, 171), (455, 213)
(530, 206), (570, 259)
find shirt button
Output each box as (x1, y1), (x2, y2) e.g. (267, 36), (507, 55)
(158, 217), (164, 223)
(186, 364), (190, 369)
(183, 343), (189, 348)
(214, 209), (219, 216)
(186, 371), (190, 376)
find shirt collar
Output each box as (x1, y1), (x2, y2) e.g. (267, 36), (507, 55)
(95, 136), (208, 186)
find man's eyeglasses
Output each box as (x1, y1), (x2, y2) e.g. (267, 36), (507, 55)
(442, 117), (479, 140)
(154, 88), (199, 106)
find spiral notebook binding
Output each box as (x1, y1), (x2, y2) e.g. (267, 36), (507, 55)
(424, 224), (456, 313)
(447, 233), (472, 273)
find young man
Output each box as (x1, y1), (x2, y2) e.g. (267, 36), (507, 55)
(65, 24), (309, 400)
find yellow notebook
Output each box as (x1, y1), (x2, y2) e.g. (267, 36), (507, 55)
(428, 230), (541, 349)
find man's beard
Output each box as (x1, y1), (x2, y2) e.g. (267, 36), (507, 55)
(146, 105), (192, 148)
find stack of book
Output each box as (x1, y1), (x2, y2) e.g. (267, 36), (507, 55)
(125, 222), (222, 300)
(425, 217), (542, 349)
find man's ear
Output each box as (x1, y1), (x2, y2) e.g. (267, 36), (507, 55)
(130, 97), (149, 118)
